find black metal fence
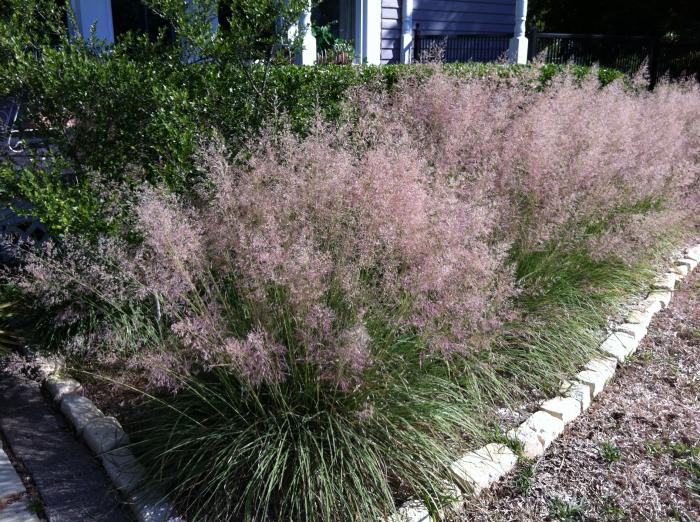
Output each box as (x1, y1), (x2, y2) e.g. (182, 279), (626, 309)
(529, 31), (700, 86)
(653, 42), (700, 84)
(413, 26), (510, 63)
(528, 32), (650, 72)
(411, 27), (699, 87)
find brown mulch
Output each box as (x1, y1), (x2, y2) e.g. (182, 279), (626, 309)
(453, 270), (700, 522)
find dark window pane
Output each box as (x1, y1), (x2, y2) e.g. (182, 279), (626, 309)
(111, 0), (171, 42)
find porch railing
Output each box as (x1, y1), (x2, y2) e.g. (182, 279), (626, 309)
(413, 26), (511, 63)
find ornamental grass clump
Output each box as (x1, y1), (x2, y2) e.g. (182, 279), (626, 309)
(8, 67), (700, 521)
(120, 121), (512, 386)
(122, 125), (515, 520)
(498, 74), (700, 259)
(11, 113), (514, 520)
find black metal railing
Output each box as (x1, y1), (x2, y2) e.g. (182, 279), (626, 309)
(528, 31), (700, 86)
(528, 32), (651, 72)
(413, 25), (510, 63)
(653, 42), (700, 84)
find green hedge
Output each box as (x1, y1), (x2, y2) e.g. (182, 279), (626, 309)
(0, 51), (625, 234)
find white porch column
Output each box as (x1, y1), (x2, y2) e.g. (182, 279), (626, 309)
(291, 5), (316, 65)
(507, 0), (528, 64)
(69, 0), (114, 43)
(355, 0), (381, 65)
(400, 0), (414, 64)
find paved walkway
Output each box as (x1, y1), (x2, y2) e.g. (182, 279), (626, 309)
(0, 374), (132, 521)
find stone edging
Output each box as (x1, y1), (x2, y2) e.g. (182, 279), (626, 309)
(389, 244), (700, 522)
(36, 367), (181, 522)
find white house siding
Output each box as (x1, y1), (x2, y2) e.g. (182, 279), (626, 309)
(381, 0), (402, 64)
(413, 0), (515, 35)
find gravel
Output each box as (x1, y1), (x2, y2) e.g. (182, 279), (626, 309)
(453, 270), (700, 522)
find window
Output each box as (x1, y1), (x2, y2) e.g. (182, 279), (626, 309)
(110, 0), (171, 42)
(313, 0), (355, 42)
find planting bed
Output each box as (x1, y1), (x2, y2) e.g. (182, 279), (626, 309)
(24, 245), (699, 522)
(2, 35), (699, 519)
(390, 245), (700, 521)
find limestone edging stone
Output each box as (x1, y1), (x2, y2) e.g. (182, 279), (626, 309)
(40, 367), (178, 521)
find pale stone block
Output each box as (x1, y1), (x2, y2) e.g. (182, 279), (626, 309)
(0, 450), (25, 499)
(540, 396), (582, 424)
(685, 245), (700, 261)
(36, 357), (63, 377)
(83, 416), (129, 455)
(585, 356), (618, 381)
(450, 443), (517, 494)
(615, 322), (647, 340)
(389, 500), (432, 522)
(431, 481), (464, 518)
(647, 290), (673, 308)
(59, 394), (103, 434)
(518, 411), (565, 451)
(670, 263), (689, 277)
(641, 297), (663, 316)
(507, 425), (544, 459)
(625, 308), (653, 327)
(0, 501), (41, 522)
(129, 487), (182, 522)
(561, 380), (593, 410)
(430, 481), (464, 519)
(575, 369), (607, 398)
(599, 335), (628, 362)
(45, 376), (82, 401)
(611, 331), (639, 356)
(101, 447), (146, 494)
(676, 257), (698, 271)
(652, 272), (679, 291)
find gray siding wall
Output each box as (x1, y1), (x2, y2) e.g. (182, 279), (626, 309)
(413, 0), (515, 35)
(381, 0), (402, 64)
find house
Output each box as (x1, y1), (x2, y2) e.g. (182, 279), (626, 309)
(66, 0), (529, 64)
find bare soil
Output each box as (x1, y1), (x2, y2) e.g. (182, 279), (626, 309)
(454, 271), (700, 522)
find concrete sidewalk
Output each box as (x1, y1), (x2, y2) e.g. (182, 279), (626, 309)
(0, 443), (38, 521)
(0, 373), (132, 521)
